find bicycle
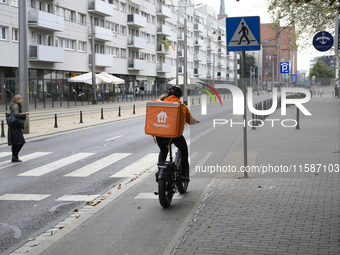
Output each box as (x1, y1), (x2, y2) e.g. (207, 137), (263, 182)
(154, 142), (189, 208)
(154, 121), (199, 208)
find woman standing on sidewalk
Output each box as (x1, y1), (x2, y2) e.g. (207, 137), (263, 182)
(8, 95), (29, 162)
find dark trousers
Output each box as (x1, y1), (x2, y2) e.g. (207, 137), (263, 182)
(156, 136), (189, 174)
(12, 144), (24, 159)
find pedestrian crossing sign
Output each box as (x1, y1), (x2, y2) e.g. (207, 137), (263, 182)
(226, 16), (260, 51)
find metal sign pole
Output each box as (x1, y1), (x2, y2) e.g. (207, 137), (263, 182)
(242, 51), (248, 178)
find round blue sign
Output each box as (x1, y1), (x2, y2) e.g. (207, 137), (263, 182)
(313, 31), (333, 52)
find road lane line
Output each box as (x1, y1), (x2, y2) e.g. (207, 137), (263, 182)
(18, 153), (94, 177)
(0, 152), (52, 170)
(0, 194), (50, 201)
(104, 135), (123, 142)
(64, 153), (131, 177)
(189, 151), (213, 176)
(111, 153), (158, 178)
(0, 152), (11, 158)
(56, 195), (100, 201)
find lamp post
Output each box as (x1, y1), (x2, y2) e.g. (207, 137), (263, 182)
(170, 2), (202, 105)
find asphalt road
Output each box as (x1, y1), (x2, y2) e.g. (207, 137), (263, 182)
(0, 95), (268, 255)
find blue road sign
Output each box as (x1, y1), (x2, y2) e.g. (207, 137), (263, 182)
(304, 80), (310, 84)
(291, 74), (297, 83)
(226, 16), (260, 51)
(313, 31), (333, 52)
(280, 62), (289, 74)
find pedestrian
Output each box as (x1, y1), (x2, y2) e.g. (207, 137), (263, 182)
(8, 95), (29, 162)
(335, 85), (339, 98)
(135, 85), (139, 98)
(140, 84), (145, 99)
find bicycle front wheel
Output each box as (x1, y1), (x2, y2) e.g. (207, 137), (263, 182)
(158, 178), (173, 208)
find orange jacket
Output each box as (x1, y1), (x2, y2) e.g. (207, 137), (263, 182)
(163, 95), (197, 129)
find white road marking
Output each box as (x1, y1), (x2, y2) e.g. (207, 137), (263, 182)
(0, 194), (50, 201)
(104, 135), (123, 142)
(0, 152), (52, 170)
(134, 193), (184, 199)
(56, 195), (100, 201)
(190, 151), (213, 176)
(18, 153), (94, 177)
(0, 152), (12, 158)
(64, 153), (131, 177)
(111, 153), (158, 178)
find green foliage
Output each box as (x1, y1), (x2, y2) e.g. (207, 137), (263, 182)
(309, 60), (335, 79)
(267, 0), (340, 51)
(244, 54), (258, 78)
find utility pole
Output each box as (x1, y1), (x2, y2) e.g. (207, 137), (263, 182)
(19, 0), (29, 134)
(183, 5), (188, 105)
(91, 18), (96, 104)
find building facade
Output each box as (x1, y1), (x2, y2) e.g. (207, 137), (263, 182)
(0, 0), (235, 103)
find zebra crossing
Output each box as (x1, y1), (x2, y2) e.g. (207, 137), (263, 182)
(0, 150), (212, 202)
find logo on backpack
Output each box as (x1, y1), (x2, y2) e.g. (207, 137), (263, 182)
(157, 111), (167, 123)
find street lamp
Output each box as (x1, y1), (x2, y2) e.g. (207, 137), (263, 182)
(168, 2), (202, 105)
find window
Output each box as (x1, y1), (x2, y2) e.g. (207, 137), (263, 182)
(11, 0), (18, 7)
(64, 39), (76, 50)
(55, 6), (64, 17)
(106, 21), (119, 33)
(64, 9), (76, 22)
(0, 26), (7, 40)
(121, 49), (127, 58)
(107, 46), (119, 57)
(120, 2), (126, 12)
(55, 37), (63, 47)
(0, 0), (7, 4)
(151, 55), (156, 62)
(78, 13), (86, 25)
(79, 41), (86, 52)
(151, 35), (155, 43)
(120, 25), (126, 35)
(95, 44), (104, 54)
(111, 0), (118, 9)
(31, 31), (36, 42)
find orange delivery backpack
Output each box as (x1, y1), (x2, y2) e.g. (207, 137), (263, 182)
(145, 100), (184, 138)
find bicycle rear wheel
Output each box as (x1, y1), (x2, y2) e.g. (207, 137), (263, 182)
(176, 154), (189, 194)
(158, 177), (173, 208)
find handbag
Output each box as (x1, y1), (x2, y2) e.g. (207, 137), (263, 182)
(5, 113), (25, 126)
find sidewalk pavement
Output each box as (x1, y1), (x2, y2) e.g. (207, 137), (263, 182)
(169, 95), (340, 255)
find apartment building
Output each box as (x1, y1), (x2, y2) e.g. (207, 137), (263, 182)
(0, 0), (234, 102)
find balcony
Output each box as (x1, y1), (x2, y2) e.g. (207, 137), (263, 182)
(217, 71), (226, 78)
(177, 32), (184, 41)
(207, 44), (216, 52)
(218, 35), (226, 45)
(194, 39), (204, 47)
(156, 25), (171, 37)
(88, 0), (113, 16)
(127, 14), (146, 28)
(156, 43), (170, 54)
(127, 36), (146, 49)
(178, 49), (184, 58)
(28, 10), (64, 32)
(217, 59), (226, 67)
(128, 58), (146, 70)
(206, 55), (213, 64)
(29, 45), (64, 62)
(88, 54), (112, 67)
(194, 68), (204, 76)
(89, 26), (114, 42)
(194, 23), (204, 34)
(177, 16), (184, 26)
(157, 63), (171, 73)
(218, 48), (226, 55)
(194, 53), (204, 62)
(156, 5), (171, 18)
(178, 66), (184, 74)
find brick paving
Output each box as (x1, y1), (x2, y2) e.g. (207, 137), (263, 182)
(171, 96), (340, 255)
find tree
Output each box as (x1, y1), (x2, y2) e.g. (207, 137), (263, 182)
(309, 60), (335, 79)
(263, 1), (339, 51)
(244, 54), (258, 78)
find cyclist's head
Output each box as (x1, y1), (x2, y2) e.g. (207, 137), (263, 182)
(168, 85), (182, 98)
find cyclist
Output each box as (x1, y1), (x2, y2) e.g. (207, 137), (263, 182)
(156, 85), (197, 182)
